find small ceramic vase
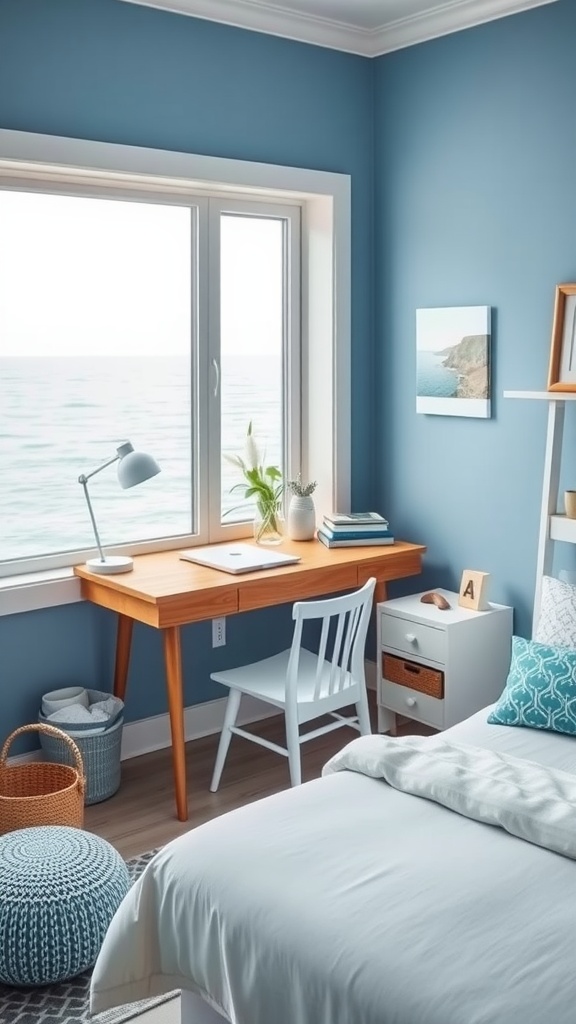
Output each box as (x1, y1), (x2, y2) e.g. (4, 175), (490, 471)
(565, 490), (576, 519)
(287, 495), (316, 541)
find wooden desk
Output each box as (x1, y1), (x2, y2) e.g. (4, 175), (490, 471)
(74, 538), (426, 820)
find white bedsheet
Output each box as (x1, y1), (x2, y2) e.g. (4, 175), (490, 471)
(90, 709), (576, 1024)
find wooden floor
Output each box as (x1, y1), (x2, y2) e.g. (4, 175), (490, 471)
(85, 698), (434, 860)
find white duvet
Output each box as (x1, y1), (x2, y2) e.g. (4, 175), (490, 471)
(91, 710), (576, 1024)
(323, 731), (576, 859)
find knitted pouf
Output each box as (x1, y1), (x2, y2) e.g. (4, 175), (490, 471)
(0, 825), (130, 987)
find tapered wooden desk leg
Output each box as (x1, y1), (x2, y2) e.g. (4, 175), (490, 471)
(113, 615), (134, 702)
(375, 581), (388, 604)
(162, 626), (188, 822)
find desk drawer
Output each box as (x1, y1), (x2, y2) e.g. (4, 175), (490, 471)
(381, 613), (445, 663)
(379, 679), (444, 730)
(382, 653), (444, 699)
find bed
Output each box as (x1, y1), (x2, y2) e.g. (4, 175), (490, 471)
(90, 705), (576, 1024)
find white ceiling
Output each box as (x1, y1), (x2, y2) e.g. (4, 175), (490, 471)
(119, 0), (557, 56)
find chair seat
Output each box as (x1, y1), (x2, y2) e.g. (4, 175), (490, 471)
(211, 648), (357, 711)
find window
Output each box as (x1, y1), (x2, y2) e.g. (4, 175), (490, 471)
(0, 131), (350, 597)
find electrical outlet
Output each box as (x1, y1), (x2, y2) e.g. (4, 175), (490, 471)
(212, 617), (226, 648)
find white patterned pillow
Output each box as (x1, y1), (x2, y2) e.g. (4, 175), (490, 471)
(534, 575), (576, 648)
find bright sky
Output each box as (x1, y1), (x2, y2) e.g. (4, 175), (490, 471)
(416, 306), (489, 352)
(0, 190), (282, 358)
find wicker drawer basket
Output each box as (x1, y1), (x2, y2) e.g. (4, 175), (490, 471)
(382, 653), (444, 699)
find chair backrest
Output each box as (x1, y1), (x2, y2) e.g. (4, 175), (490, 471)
(286, 577), (376, 702)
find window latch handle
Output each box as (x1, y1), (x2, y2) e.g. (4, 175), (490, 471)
(212, 358), (220, 398)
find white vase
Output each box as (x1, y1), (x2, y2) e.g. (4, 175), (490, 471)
(287, 495), (317, 541)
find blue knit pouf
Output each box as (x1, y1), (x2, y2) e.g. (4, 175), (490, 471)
(0, 825), (130, 987)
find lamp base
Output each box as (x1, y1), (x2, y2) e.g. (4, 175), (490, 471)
(85, 555), (134, 574)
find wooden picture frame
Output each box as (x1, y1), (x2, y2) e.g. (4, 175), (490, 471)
(547, 283), (576, 392)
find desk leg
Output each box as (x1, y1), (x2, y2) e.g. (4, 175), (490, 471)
(375, 581), (388, 604)
(113, 615), (134, 702)
(162, 626), (188, 822)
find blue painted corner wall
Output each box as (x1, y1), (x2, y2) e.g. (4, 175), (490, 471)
(373, 0), (576, 633)
(1, 0), (574, 741)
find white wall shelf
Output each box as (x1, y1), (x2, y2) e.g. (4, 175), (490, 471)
(504, 389), (576, 632)
(504, 390), (576, 401)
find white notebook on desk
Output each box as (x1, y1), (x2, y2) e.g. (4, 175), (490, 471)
(179, 543), (301, 575)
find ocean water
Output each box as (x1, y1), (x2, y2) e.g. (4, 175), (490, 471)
(417, 350), (458, 398)
(1, 356), (282, 562)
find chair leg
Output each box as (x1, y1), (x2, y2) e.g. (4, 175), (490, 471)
(356, 689), (372, 736)
(210, 689), (242, 792)
(285, 709), (302, 787)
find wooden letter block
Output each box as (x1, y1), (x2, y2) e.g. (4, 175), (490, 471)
(458, 570), (490, 611)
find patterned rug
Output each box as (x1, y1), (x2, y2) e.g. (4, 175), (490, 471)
(0, 848), (179, 1024)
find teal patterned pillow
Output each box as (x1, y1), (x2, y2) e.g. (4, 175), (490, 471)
(488, 635), (576, 735)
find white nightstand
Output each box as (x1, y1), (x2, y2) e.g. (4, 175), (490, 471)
(377, 588), (513, 733)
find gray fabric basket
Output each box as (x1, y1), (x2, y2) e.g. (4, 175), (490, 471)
(38, 713), (123, 806)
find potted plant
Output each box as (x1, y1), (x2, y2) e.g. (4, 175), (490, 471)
(286, 474), (317, 540)
(225, 422), (284, 545)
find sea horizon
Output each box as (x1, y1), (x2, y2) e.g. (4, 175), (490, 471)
(1, 354), (282, 561)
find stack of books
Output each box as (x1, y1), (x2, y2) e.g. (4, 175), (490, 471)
(317, 511), (394, 548)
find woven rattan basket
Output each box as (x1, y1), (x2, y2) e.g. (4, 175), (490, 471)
(0, 723), (85, 835)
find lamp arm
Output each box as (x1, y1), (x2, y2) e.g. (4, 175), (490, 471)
(79, 478), (106, 564)
(79, 453), (120, 484)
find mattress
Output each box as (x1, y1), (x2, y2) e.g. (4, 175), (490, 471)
(90, 708), (576, 1024)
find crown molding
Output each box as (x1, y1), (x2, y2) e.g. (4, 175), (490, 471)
(119, 0), (374, 56)
(368, 0), (558, 56)
(118, 0), (558, 56)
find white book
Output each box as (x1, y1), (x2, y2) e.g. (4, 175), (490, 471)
(324, 511), (388, 528)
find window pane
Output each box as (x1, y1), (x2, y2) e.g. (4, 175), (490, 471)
(0, 190), (193, 562)
(220, 214), (284, 523)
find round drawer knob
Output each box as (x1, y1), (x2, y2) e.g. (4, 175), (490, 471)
(405, 697), (416, 708)
(405, 633), (417, 644)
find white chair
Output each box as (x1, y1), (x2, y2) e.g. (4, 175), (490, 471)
(210, 576), (376, 791)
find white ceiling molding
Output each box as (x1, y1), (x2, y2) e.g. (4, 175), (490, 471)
(118, 0), (558, 56)
(369, 0), (558, 56)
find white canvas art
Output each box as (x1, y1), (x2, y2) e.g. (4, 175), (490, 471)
(416, 305), (491, 418)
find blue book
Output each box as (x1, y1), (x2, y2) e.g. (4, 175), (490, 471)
(321, 526), (394, 541)
(317, 528), (394, 548)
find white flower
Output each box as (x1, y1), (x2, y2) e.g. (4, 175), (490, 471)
(244, 421), (261, 470)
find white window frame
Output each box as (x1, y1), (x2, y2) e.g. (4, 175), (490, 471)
(206, 196), (302, 543)
(0, 129), (351, 615)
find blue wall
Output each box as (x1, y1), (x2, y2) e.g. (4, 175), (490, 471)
(2, 0), (574, 742)
(374, 0), (576, 636)
(0, 0), (374, 741)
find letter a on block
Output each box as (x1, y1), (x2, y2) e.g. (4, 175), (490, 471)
(459, 570), (490, 610)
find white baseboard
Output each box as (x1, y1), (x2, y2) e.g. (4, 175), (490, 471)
(10, 660), (377, 765)
(120, 693), (278, 761)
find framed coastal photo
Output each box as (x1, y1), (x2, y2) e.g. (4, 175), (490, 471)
(547, 284), (576, 392)
(416, 305), (491, 418)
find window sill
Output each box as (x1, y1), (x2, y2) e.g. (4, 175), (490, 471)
(0, 568), (82, 617)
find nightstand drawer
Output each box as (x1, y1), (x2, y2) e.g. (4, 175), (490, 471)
(382, 653), (444, 699)
(382, 614), (446, 663)
(379, 679), (445, 729)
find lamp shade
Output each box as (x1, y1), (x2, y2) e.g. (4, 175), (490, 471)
(116, 442), (161, 490)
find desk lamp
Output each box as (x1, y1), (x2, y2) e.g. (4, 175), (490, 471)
(78, 441), (161, 574)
